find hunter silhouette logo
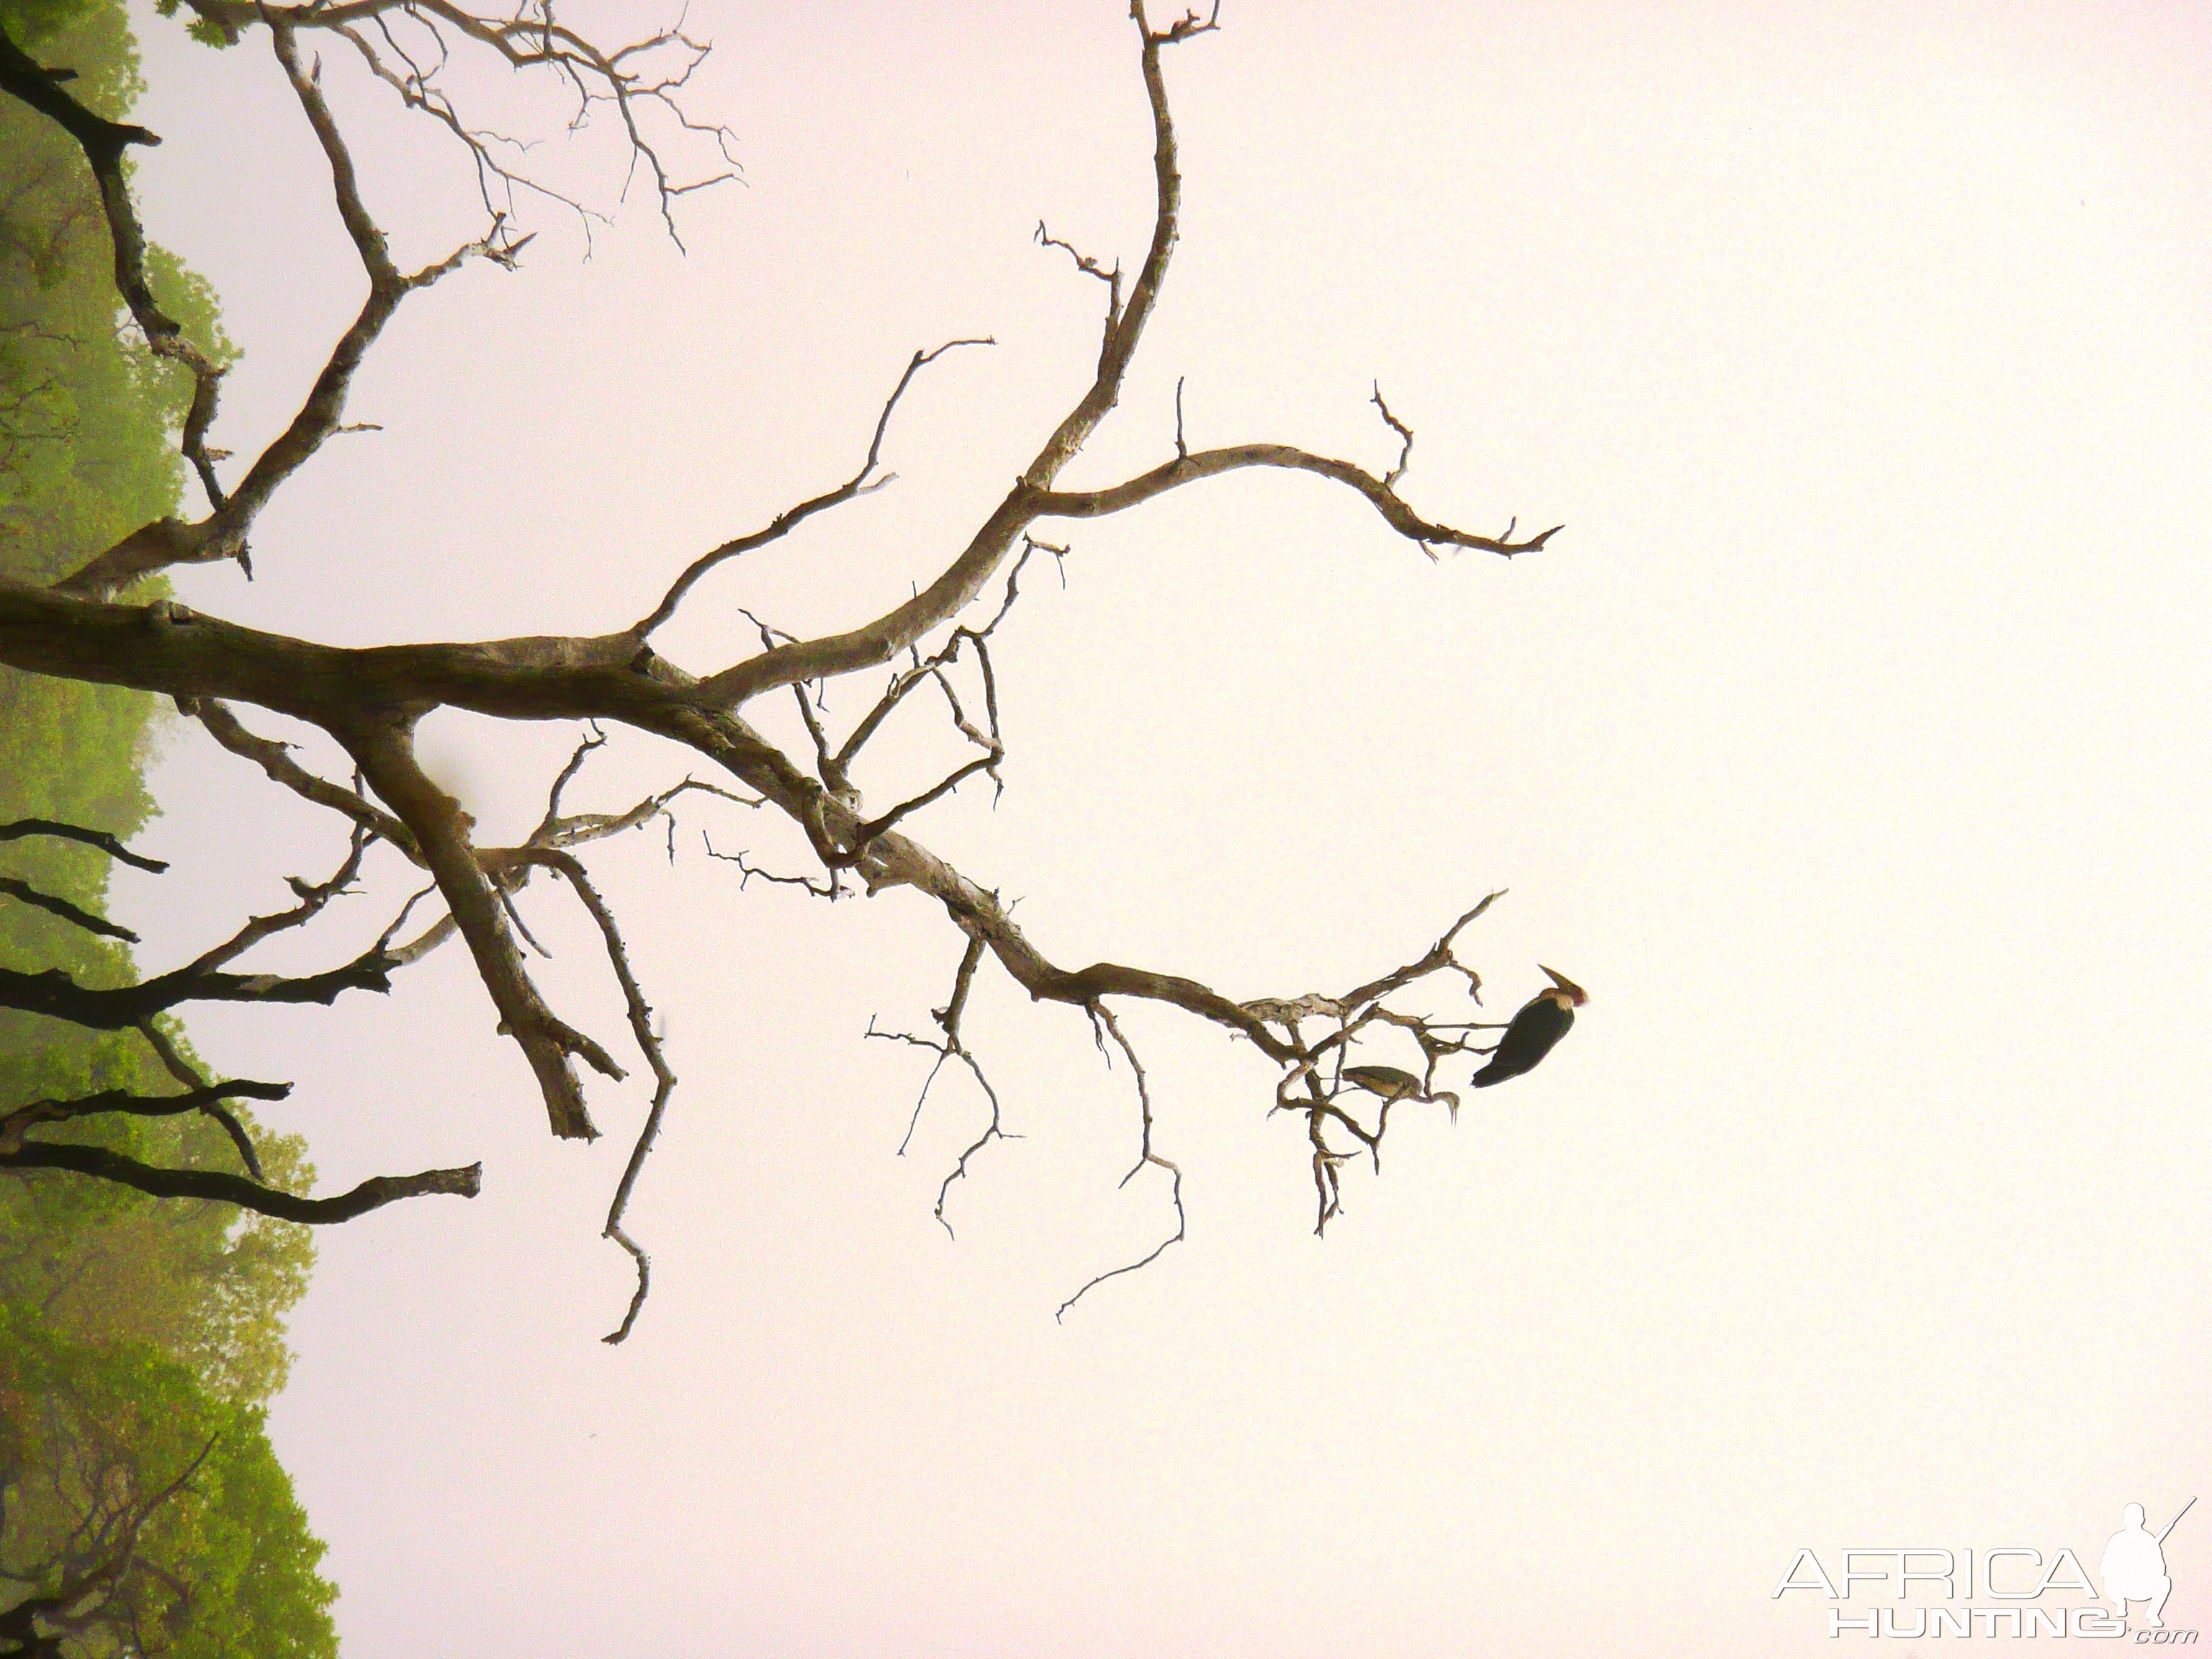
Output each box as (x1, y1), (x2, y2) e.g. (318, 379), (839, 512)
(1776, 1496), (2197, 1640)
(2105, 1499), (2192, 1631)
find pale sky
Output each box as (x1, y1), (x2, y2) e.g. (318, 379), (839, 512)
(104, 2), (2212, 1653)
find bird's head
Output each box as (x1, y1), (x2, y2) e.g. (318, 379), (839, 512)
(1538, 965), (1588, 1007)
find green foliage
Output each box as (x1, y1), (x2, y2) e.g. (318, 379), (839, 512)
(0, 0), (100, 50)
(0, 0), (233, 582)
(1, 2), (336, 1650)
(0, 1308), (338, 1658)
(140, 0), (231, 49)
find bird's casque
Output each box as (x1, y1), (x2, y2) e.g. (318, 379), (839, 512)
(1468, 966), (1586, 1089)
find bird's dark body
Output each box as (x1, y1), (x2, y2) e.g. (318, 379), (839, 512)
(1470, 996), (1575, 1087)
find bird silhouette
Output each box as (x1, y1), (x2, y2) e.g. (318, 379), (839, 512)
(1469, 966), (1586, 1088)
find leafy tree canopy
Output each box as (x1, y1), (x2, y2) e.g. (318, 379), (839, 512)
(2, 2), (333, 1650)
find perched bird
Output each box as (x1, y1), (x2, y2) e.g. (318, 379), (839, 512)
(1469, 966), (1586, 1089)
(1341, 1064), (1461, 1124)
(1341, 1064), (1421, 1100)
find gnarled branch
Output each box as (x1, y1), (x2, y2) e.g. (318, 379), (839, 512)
(1036, 444), (1559, 558)
(0, 0), (1575, 1308)
(344, 720), (618, 1140)
(1, 1139), (480, 1223)
(495, 847), (677, 1343)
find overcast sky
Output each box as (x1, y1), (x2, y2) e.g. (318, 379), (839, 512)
(108, 2), (2212, 1653)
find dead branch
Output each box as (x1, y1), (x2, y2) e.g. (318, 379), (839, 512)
(0, 819), (168, 873)
(633, 338), (994, 639)
(1056, 1004), (1182, 1320)
(683, 9), (1215, 711)
(868, 933), (1015, 1238)
(0, 1082), (287, 1179)
(702, 832), (840, 899)
(1036, 444), (1558, 558)
(0, 876), (138, 943)
(532, 742), (760, 852)
(0, 818), (409, 1047)
(1243, 896), (1503, 1231)
(1371, 382), (1415, 490)
(1035, 220), (1123, 360)
(30, 17), (527, 601)
(133, 1017), (202, 1089)
(829, 541), (1030, 786)
(0, 19), (228, 527)
(0, 0), (1576, 1308)
(0, 951), (394, 1029)
(195, 701), (418, 853)
(131, 1020), (269, 1176)
(345, 720), (619, 1140)
(179, 819), (374, 976)
(496, 848), (677, 1344)
(0, 1139), (480, 1223)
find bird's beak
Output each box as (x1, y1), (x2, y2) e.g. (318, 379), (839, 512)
(1539, 965), (1588, 1005)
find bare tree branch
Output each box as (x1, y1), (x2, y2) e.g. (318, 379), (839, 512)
(683, 6), (1218, 711)
(1056, 1003), (1182, 1320)
(0, 876), (138, 943)
(1035, 444), (1559, 558)
(0, 0), (1575, 1300)
(1, 1082), (287, 1180)
(0, 1140), (480, 1223)
(496, 848), (677, 1343)
(0, 952), (394, 1028)
(631, 338), (995, 639)
(194, 701), (418, 853)
(133, 1018), (202, 1089)
(702, 832), (840, 899)
(539, 780), (760, 851)
(130, 1020), (270, 1176)
(1371, 382), (1414, 490)
(0, 819), (168, 873)
(28, 18), (526, 601)
(868, 933), (1017, 1238)
(345, 720), (617, 1140)
(250, 0), (741, 241)
(178, 818), (374, 976)
(1035, 219), (1123, 359)
(1244, 895), (1504, 1231)
(0, 17), (230, 531)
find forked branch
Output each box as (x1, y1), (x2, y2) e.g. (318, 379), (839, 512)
(1056, 1003), (1183, 1320)
(1038, 444), (1559, 559)
(869, 933), (1014, 1239)
(346, 721), (620, 1140)
(0, 1081), (288, 1180)
(0, 19), (229, 522)
(499, 847), (678, 1344)
(0, 0), (1573, 1318)
(632, 338), (994, 639)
